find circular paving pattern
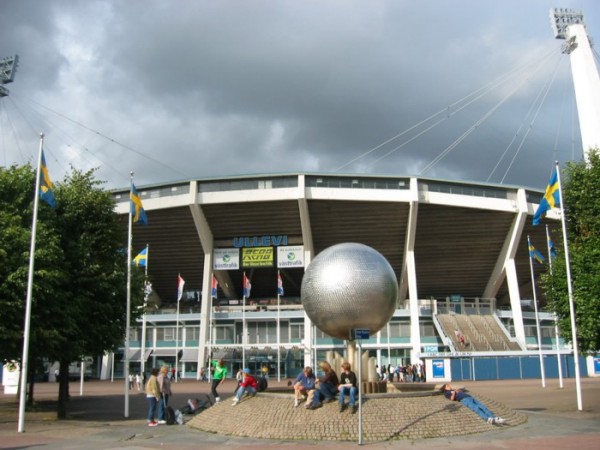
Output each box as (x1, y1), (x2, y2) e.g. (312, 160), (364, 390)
(187, 390), (527, 442)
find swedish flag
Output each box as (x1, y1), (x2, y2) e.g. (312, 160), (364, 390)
(532, 168), (560, 226)
(130, 183), (148, 225)
(528, 242), (545, 264)
(133, 247), (148, 266)
(39, 150), (56, 208)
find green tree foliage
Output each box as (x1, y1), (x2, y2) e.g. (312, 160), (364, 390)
(541, 150), (600, 353)
(0, 164), (145, 417)
(0, 164), (64, 362)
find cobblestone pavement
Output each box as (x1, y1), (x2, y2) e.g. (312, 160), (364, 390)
(189, 390), (526, 441)
(0, 377), (598, 449)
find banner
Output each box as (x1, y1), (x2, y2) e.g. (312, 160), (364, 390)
(277, 245), (305, 268)
(2, 361), (20, 394)
(242, 247), (274, 268)
(432, 359), (445, 378)
(213, 248), (240, 270)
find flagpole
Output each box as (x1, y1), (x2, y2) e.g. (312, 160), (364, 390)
(176, 294), (180, 383)
(124, 171), (134, 418)
(527, 235), (546, 388)
(17, 133), (45, 433)
(277, 270), (281, 383)
(140, 245), (149, 380)
(242, 272), (246, 370)
(555, 162), (582, 410)
(546, 225), (564, 389)
(176, 274), (184, 383)
(209, 293), (214, 383)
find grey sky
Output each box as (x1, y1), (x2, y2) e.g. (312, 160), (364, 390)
(0, 0), (598, 190)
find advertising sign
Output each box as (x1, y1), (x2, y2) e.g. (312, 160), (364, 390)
(432, 359), (445, 378)
(2, 361), (20, 394)
(213, 248), (240, 270)
(594, 357), (600, 374)
(242, 246), (274, 268)
(277, 245), (305, 268)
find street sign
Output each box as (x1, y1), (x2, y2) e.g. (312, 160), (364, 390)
(352, 328), (370, 340)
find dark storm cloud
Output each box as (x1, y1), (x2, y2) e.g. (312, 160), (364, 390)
(0, 0), (597, 189)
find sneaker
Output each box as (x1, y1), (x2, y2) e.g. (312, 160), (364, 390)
(351, 405), (357, 414)
(339, 404), (347, 413)
(215, 397), (221, 403)
(487, 417), (494, 424)
(157, 420), (166, 424)
(294, 400), (299, 408)
(148, 421), (158, 427)
(495, 417), (506, 424)
(232, 398), (239, 406)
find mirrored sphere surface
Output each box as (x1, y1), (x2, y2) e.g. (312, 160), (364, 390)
(301, 243), (398, 340)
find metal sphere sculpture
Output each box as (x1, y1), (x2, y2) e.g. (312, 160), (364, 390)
(301, 243), (398, 340)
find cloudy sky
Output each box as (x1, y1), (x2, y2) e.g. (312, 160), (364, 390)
(0, 0), (598, 191)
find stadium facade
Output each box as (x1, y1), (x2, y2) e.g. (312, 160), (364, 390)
(96, 172), (593, 382)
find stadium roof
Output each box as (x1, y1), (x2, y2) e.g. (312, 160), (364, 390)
(114, 173), (557, 309)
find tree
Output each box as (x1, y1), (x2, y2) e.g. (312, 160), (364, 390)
(0, 165), (145, 418)
(0, 164), (64, 395)
(541, 150), (600, 353)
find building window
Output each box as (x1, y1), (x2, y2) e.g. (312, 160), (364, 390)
(290, 323), (304, 341)
(156, 327), (176, 342)
(214, 325), (235, 343)
(187, 326), (200, 341)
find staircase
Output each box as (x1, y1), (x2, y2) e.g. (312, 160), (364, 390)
(436, 313), (522, 352)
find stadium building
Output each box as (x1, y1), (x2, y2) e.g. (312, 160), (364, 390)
(99, 172), (589, 382)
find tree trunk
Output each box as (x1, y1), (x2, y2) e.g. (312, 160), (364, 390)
(27, 372), (35, 406)
(57, 360), (70, 419)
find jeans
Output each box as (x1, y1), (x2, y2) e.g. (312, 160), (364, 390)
(211, 378), (222, 399)
(147, 396), (158, 422)
(338, 386), (357, 406)
(157, 394), (169, 420)
(235, 386), (256, 401)
(312, 382), (338, 406)
(460, 396), (495, 421)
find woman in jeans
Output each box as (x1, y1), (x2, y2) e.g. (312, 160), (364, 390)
(145, 368), (161, 426)
(307, 361), (339, 410)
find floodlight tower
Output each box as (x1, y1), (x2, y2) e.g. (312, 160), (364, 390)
(0, 54), (19, 97)
(550, 9), (600, 161)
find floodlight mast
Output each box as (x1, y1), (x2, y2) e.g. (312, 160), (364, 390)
(0, 54), (19, 98)
(550, 8), (600, 161)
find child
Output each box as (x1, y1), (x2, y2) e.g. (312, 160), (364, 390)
(231, 368), (258, 406)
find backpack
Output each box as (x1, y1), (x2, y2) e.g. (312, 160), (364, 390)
(174, 409), (184, 425)
(257, 376), (268, 392)
(165, 406), (176, 425)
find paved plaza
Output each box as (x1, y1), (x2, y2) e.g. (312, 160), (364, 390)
(0, 377), (599, 449)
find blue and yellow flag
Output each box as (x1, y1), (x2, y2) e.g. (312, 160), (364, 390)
(132, 247), (148, 266)
(532, 168), (560, 226)
(130, 183), (148, 225)
(39, 150), (57, 208)
(528, 241), (545, 264)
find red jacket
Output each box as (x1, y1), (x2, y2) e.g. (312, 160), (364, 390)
(240, 374), (258, 389)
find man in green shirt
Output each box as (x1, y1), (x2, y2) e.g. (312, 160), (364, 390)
(211, 359), (228, 403)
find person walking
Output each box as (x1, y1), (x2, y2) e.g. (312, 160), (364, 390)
(211, 359), (228, 403)
(145, 368), (161, 427)
(157, 366), (173, 424)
